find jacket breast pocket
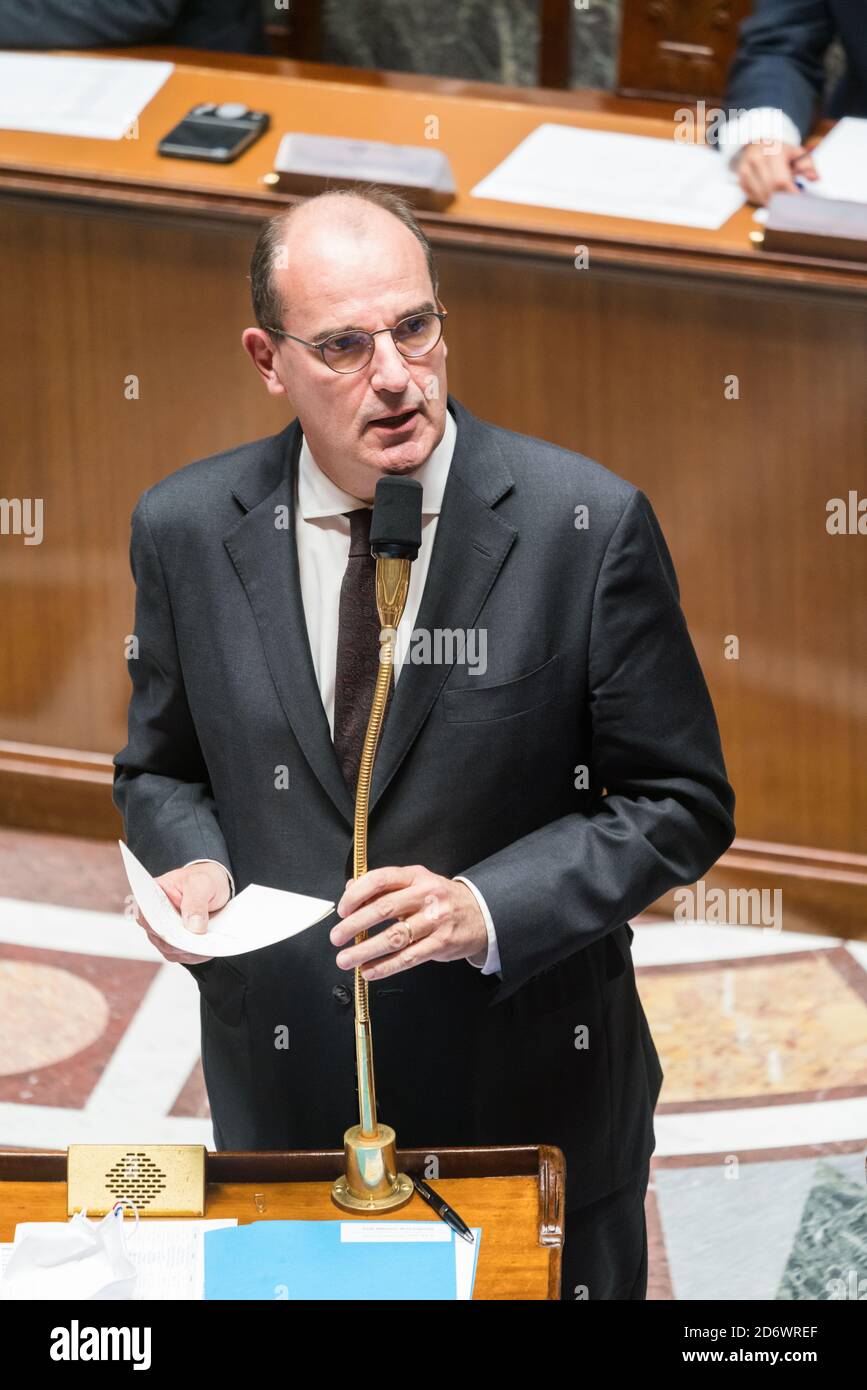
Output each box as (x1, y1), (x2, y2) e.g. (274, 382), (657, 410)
(442, 653), (559, 723)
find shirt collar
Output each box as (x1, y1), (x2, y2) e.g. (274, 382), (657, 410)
(297, 405), (457, 521)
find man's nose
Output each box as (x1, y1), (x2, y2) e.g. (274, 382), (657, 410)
(367, 332), (411, 392)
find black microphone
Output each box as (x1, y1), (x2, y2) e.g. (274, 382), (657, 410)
(370, 476), (423, 560)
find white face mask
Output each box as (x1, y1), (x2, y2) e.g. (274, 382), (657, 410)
(0, 1204), (138, 1300)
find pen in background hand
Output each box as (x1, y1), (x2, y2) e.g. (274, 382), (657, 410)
(413, 1177), (475, 1243)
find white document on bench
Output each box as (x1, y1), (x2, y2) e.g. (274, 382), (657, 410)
(806, 117), (867, 205)
(470, 122), (746, 229)
(0, 53), (173, 140)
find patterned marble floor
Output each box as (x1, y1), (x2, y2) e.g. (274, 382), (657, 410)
(0, 827), (865, 1299)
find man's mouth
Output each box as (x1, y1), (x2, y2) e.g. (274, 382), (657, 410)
(367, 408), (419, 434)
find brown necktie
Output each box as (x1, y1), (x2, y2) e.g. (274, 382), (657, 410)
(334, 508), (394, 793)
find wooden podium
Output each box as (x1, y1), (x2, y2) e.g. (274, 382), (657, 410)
(0, 1144), (564, 1300)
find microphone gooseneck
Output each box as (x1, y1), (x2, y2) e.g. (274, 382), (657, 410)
(331, 474), (424, 1212)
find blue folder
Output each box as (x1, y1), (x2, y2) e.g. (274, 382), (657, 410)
(204, 1221), (465, 1300)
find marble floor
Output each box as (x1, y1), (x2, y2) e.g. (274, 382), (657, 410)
(0, 827), (865, 1300)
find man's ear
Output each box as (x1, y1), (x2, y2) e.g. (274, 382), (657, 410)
(242, 327), (289, 398)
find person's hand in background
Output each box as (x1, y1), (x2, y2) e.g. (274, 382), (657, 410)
(735, 140), (819, 205)
(132, 862), (231, 965)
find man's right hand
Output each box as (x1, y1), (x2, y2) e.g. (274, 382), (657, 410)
(734, 140), (819, 205)
(132, 862), (231, 965)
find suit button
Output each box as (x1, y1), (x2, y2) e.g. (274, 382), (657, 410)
(332, 984), (352, 1006)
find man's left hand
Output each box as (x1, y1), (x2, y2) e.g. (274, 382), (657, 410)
(331, 866), (488, 979)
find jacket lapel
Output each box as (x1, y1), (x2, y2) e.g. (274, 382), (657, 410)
(223, 397), (517, 830)
(224, 421), (356, 828)
(368, 396), (517, 813)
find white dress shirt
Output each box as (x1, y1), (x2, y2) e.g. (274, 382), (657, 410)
(718, 106), (803, 168)
(191, 405), (501, 975)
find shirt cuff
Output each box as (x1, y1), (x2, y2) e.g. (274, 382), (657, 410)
(718, 107), (803, 168)
(454, 875), (501, 976)
(183, 859), (235, 899)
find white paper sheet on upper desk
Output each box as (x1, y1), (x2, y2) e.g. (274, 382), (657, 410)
(470, 122), (746, 229)
(0, 52), (173, 139)
(804, 118), (867, 204)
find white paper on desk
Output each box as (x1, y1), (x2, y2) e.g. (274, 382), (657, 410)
(471, 122), (746, 229)
(0, 53), (172, 140)
(119, 841), (334, 958)
(124, 1219), (237, 1300)
(1, 1209), (136, 1300)
(3, 1217), (236, 1301)
(805, 118), (867, 205)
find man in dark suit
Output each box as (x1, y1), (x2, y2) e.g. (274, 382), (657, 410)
(721, 0), (867, 203)
(0, 0), (266, 53)
(113, 188), (735, 1300)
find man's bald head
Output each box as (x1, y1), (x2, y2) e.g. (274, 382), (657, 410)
(250, 188), (439, 337)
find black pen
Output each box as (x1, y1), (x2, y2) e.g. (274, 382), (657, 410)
(413, 1177), (475, 1243)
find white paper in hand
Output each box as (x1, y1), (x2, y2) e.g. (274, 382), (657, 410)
(119, 842), (334, 958)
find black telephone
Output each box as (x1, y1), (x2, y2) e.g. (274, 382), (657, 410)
(157, 102), (269, 163)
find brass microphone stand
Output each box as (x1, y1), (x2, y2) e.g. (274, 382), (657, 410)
(331, 552), (414, 1212)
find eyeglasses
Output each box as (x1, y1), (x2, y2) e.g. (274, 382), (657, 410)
(265, 308), (448, 374)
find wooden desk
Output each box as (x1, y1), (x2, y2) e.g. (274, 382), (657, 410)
(0, 51), (865, 936)
(0, 49), (861, 285)
(0, 1144), (564, 1300)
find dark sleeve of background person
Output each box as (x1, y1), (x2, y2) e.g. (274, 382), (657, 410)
(0, 0), (267, 54)
(724, 0), (836, 139)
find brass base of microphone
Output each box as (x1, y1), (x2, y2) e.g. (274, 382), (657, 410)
(331, 1123), (414, 1212)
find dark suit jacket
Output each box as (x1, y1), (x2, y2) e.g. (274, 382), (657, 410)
(725, 0), (867, 138)
(113, 395), (736, 1210)
(0, 0), (266, 53)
